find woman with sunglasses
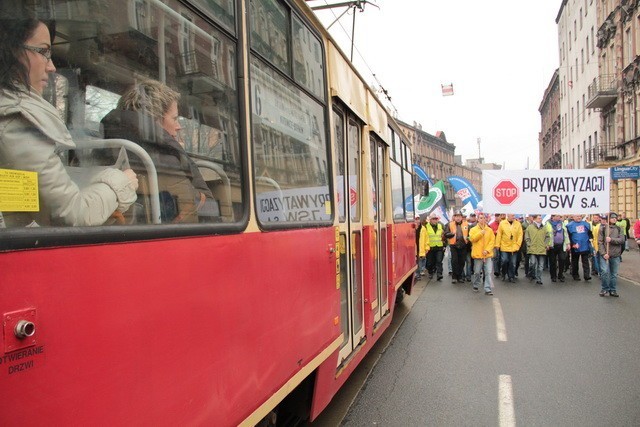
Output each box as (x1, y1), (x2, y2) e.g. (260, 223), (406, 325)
(0, 11), (138, 227)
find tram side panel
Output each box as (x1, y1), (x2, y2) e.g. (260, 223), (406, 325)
(392, 222), (417, 296)
(0, 228), (339, 426)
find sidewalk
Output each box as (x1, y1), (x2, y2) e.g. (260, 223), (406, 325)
(619, 239), (640, 285)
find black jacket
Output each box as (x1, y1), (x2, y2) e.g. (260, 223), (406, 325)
(100, 109), (213, 199)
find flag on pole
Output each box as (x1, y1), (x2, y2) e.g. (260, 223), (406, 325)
(447, 176), (481, 208)
(415, 180), (449, 223)
(441, 83), (454, 96)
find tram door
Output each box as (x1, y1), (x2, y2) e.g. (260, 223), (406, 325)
(334, 106), (365, 365)
(370, 136), (389, 323)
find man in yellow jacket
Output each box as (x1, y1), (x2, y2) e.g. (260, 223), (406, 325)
(419, 212), (445, 280)
(469, 213), (496, 295)
(495, 213), (524, 283)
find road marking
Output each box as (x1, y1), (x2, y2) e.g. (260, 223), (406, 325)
(493, 298), (507, 342)
(499, 374), (516, 427)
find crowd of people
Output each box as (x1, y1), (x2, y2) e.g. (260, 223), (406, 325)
(415, 211), (638, 298)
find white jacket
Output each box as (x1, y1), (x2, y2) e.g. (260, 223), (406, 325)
(0, 88), (136, 226)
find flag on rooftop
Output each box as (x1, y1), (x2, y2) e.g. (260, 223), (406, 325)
(441, 83), (454, 96)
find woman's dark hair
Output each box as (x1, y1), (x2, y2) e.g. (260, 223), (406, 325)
(0, 7), (56, 93)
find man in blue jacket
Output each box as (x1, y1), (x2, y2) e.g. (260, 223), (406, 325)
(566, 214), (592, 281)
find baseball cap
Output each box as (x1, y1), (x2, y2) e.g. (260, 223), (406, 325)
(429, 212), (439, 219)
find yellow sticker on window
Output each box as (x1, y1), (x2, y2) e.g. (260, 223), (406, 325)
(0, 169), (39, 212)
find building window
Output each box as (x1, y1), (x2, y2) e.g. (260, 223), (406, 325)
(586, 36), (589, 62)
(579, 9), (583, 29)
(626, 28), (632, 64)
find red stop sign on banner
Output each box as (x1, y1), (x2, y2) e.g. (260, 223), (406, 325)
(493, 180), (519, 205)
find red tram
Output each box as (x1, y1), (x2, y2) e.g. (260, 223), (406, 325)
(0, 0), (417, 425)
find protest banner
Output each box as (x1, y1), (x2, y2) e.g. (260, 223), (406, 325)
(482, 169), (610, 214)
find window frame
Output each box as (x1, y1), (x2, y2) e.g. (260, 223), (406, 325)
(0, 0), (249, 251)
(248, 0), (333, 230)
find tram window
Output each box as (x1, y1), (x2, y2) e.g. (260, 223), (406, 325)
(292, 15), (324, 99)
(250, 0), (290, 74)
(0, 0), (243, 229)
(251, 58), (330, 225)
(390, 161), (404, 221)
(333, 108), (346, 223)
(347, 120), (361, 222)
(189, 0), (236, 34)
(377, 143), (386, 223)
(403, 169), (414, 221)
(393, 130), (402, 163)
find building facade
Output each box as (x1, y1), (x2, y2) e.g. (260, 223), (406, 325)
(539, 69), (562, 169)
(586, 0), (640, 217)
(557, 0), (601, 170)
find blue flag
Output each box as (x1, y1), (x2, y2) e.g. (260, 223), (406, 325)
(447, 176), (481, 209)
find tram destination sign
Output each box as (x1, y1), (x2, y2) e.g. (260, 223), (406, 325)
(611, 166), (640, 180)
(482, 169), (610, 215)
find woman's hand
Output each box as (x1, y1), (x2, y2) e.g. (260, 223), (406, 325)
(197, 192), (207, 209)
(123, 168), (139, 191)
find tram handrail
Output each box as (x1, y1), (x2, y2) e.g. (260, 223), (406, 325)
(72, 139), (161, 224)
(193, 159), (232, 219)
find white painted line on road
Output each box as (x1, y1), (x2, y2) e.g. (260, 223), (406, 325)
(499, 374), (516, 427)
(493, 298), (507, 342)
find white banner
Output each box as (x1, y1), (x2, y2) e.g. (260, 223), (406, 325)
(482, 169), (610, 214)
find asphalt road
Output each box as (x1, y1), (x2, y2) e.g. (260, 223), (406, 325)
(339, 253), (640, 426)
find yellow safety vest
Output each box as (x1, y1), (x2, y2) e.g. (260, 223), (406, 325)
(426, 223), (444, 248)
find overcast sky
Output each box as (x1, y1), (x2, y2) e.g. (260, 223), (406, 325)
(310, 1), (560, 170)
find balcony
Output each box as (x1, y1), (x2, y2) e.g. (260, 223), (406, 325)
(584, 142), (620, 168)
(177, 50), (226, 97)
(586, 75), (618, 109)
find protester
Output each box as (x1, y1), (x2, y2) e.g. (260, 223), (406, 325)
(445, 210), (469, 284)
(464, 213), (477, 281)
(525, 214), (551, 285)
(619, 212), (631, 252)
(490, 213), (505, 277)
(424, 212), (445, 280)
(566, 214), (592, 281)
(617, 213), (630, 255)
(495, 214), (523, 283)
(546, 214), (569, 282)
(598, 213), (625, 297)
(590, 214), (602, 276)
(469, 213), (495, 295)
(517, 214), (532, 278)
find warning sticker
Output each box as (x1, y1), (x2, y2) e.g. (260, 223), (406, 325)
(0, 169), (39, 212)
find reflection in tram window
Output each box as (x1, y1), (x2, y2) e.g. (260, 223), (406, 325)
(250, 58), (330, 225)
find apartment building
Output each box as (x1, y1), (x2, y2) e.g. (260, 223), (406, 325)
(539, 69), (562, 169)
(586, 0), (640, 216)
(557, 0), (601, 170)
